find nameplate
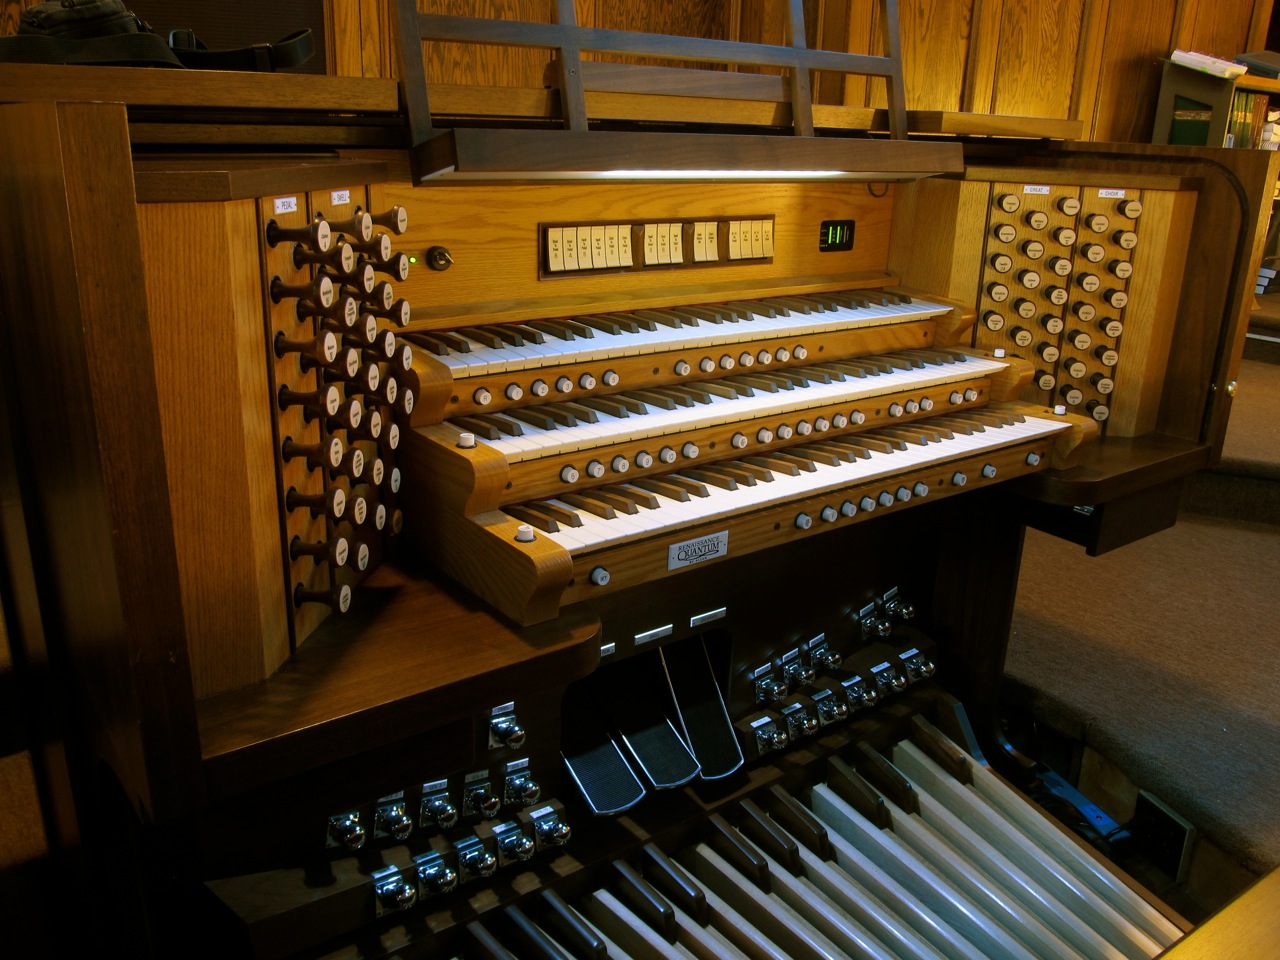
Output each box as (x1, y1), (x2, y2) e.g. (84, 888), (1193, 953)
(667, 530), (729, 570)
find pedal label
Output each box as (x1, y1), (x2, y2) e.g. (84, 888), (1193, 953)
(668, 530), (729, 569)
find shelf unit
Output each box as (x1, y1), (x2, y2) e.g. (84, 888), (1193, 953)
(1152, 59), (1280, 147)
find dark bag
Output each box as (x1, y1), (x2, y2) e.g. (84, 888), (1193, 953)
(0, 0), (312, 70)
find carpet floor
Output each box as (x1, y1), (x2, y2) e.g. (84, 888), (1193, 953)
(1006, 359), (1280, 876)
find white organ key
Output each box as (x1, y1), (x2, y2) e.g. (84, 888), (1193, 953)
(780, 832), (952, 960)
(809, 784), (1040, 960)
(749, 844), (906, 960)
(418, 298), (951, 377)
(878, 794), (1089, 960)
(890, 742), (1165, 959)
(890, 751), (1131, 960)
(473, 354), (1008, 463)
(688, 844), (855, 960)
(814, 806), (990, 960)
(534, 416), (1067, 554)
(582, 889), (699, 959)
(956, 748), (1182, 948)
(693, 878), (795, 960)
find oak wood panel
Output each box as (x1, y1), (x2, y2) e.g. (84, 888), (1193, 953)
(963, 0), (1003, 114)
(888, 176), (991, 303)
(136, 200), (292, 699)
(194, 564), (599, 793)
(0, 63), (399, 111)
(1159, 866), (1280, 960)
(989, 0), (1085, 121)
(1090, 0), (1177, 143)
(0, 101), (203, 820)
(420, 0), (555, 87)
(1108, 188), (1195, 437)
(1069, 0), (1111, 137)
(1172, 0), (1258, 59)
(383, 176), (899, 327)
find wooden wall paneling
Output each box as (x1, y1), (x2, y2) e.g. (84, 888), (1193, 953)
(326, 0), (393, 77)
(1172, 0), (1260, 58)
(894, 0), (973, 112)
(420, 0), (555, 88)
(577, 0), (735, 70)
(962, 0), (1003, 114)
(0, 101), (203, 820)
(988, 0), (1085, 120)
(839, 0), (876, 106)
(1069, 0), (1112, 140)
(1248, 0), (1276, 50)
(1089, 0), (1177, 144)
(136, 200), (291, 700)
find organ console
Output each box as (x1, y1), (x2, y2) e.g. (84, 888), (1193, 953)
(1, 44), (1278, 960)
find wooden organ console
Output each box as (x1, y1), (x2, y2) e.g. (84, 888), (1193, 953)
(1, 77), (1278, 960)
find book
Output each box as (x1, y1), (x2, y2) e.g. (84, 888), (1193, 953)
(1171, 48), (1247, 78)
(1235, 50), (1280, 79)
(1170, 94), (1213, 146)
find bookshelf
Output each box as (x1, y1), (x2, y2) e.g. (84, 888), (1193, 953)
(1152, 59), (1280, 148)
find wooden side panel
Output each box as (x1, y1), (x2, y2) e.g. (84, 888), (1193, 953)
(420, 0), (558, 88)
(888, 176), (989, 305)
(1108, 189), (1195, 436)
(0, 101), (203, 819)
(1173, 0), (1259, 58)
(137, 201), (292, 699)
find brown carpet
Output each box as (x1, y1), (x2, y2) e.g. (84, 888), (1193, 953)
(1007, 358), (1280, 876)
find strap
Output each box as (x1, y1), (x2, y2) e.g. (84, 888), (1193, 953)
(0, 30), (182, 66)
(167, 28), (313, 72)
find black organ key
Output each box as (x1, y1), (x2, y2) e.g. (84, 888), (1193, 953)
(508, 323), (548, 344)
(708, 463), (759, 486)
(584, 489), (640, 514)
(633, 309), (684, 329)
(791, 447), (843, 468)
(451, 417), (502, 441)
(662, 475), (711, 498)
(669, 307), (719, 325)
(604, 484), (660, 510)
(402, 331), (452, 356)
(698, 379), (746, 399)
(631, 477), (692, 502)
(650, 387), (699, 408)
(525, 319), (579, 341)
(863, 431), (909, 452)
(557, 401), (599, 424)
(507, 407), (561, 430)
(576, 396), (631, 419)
(852, 435), (901, 455)
(810, 440), (870, 462)
(575, 314), (626, 335)
(540, 890), (608, 960)
(764, 296), (812, 314)
(530, 501), (583, 528)
(681, 468), (737, 491)
(726, 299), (778, 318)
(504, 905), (572, 960)
(456, 326), (505, 348)
(479, 413), (525, 437)
(735, 374), (780, 393)
(767, 451), (820, 472)
(505, 504), (559, 533)
(537, 404), (580, 428)
(613, 860), (679, 942)
(724, 459), (774, 482)
(559, 493), (616, 520)
(624, 389), (677, 411)
(621, 311), (657, 331)
(743, 455), (800, 477)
